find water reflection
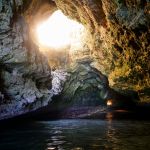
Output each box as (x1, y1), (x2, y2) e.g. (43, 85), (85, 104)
(106, 120), (119, 150)
(0, 120), (150, 150)
(46, 130), (66, 150)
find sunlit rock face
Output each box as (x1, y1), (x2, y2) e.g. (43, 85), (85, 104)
(55, 0), (150, 101)
(0, 0), (149, 120)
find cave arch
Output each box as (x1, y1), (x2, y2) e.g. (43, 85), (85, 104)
(0, 0), (149, 120)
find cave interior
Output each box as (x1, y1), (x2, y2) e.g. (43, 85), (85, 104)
(0, 0), (150, 120)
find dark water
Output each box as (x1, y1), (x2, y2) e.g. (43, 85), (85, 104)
(0, 119), (150, 150)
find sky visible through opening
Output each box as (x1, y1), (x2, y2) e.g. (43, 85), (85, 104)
(36, 10), (85, 49)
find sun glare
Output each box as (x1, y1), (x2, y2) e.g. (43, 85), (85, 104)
(36, 10), (84, 49)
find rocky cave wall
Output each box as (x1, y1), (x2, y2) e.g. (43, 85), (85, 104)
(0, 0), (149, 120)
(55, 0), (150, 101)
(0, 0), (64, 120)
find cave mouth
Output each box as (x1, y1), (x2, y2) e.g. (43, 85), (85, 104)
(36, 10), (85, 51)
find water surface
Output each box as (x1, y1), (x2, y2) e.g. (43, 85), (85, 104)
(0, 119), (150, 150)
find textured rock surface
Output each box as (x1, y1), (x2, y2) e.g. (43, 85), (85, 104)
(59, 59), (138, 109)
(0, 0), (65, 120)
(61, 59), (109, 106)
(0, 0), (149, 120)
(55, 0), (150, 101)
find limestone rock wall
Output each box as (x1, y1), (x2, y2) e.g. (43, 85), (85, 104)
(0, 0), (57, 120)
(61, 59), (109, 107)
(55, 0), (150, 101)
(0, 0), (149, 120)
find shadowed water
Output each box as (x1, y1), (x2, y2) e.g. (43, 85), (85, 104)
(0, 119), (150, 150)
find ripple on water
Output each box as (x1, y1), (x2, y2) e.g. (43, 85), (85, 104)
(1, 120), (150, 150)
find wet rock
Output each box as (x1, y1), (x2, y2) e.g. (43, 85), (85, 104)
(60, 59), (109, 107)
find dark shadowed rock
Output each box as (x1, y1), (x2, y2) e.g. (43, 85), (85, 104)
(60, 59), (109, 107)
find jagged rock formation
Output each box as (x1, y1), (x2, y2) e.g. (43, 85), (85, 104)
(61, 59), (109, 106)
(59, 59), (138, 109)
(0, 0), (149, 120)
(0, 0), (65, 120)
(55, 0), (150, 101)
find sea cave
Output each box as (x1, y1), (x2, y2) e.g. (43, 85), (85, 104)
(0, 0), (150, 149)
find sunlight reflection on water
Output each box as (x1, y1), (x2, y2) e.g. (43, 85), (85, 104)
(0, 120), (150, 150)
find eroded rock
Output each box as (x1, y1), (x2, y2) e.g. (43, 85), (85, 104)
(0, 0), (149, 120)
(55, 0), (150, 101)
(61, 59), (109, 107)
(0, 0), (58, 120)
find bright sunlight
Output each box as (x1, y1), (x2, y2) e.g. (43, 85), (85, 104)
(36, 10), (85, 49)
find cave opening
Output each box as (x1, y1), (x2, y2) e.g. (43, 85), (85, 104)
(1, 0), (150, 149)
(34, 10), (86, 69)
(36, 10), (85, 49)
